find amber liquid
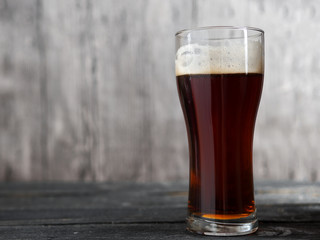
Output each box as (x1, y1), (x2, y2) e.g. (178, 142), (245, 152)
(177, 73), (263, 220)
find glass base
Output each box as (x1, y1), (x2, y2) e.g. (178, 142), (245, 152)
(186, 211), (258, 236)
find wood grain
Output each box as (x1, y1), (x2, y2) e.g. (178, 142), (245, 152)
(0, 0), (43, 181)
(0, 182), (319, 239)
(0, 181), (319, 225)
(0, 223), (319, 240)
(0, 0), (320, 182)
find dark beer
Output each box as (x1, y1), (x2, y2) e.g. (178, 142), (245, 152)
(177, 73), (263, 220)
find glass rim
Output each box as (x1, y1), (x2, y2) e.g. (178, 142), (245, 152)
(175, 26), (264, 38)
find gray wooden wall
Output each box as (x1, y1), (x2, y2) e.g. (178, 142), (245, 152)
(0, 0), (320, 182)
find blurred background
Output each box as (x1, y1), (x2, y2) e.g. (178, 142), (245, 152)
(0, 0), (319, 182)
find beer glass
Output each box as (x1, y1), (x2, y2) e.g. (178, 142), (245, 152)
(175, 26), (264, 236)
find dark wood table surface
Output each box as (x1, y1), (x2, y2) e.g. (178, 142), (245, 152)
(0, 181), (319, 239)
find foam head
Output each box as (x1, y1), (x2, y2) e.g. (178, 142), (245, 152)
(175, 41), (263, 76)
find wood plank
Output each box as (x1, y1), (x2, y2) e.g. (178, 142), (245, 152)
(0, 181), (319, 207)
(0, 182), (319, 209)
(96, 0), (194, 182)
(0, 203), (320, 226)
(40, 0), (100, 181)
(0, 222), (319, 239)
(0, 182), (319, 225)
(0, 0), (43, 181)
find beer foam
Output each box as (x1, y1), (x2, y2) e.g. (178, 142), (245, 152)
(175, 42), (263, 76)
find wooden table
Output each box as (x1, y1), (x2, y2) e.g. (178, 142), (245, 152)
(0, 181), (319, 239)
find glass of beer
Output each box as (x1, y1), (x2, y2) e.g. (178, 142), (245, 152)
(175, 26), (264, 236)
